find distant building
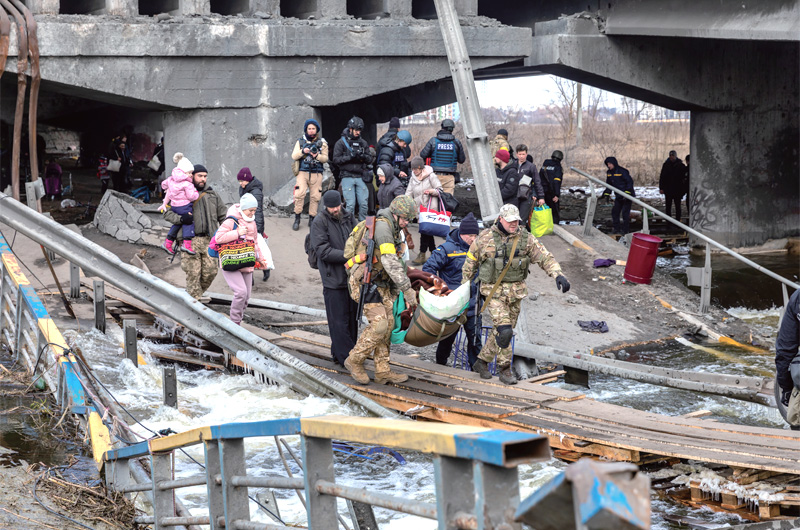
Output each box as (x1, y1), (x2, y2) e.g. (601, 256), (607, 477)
(402, 103), (460, 125)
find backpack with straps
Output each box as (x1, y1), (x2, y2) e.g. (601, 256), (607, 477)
(304, 232), (318, 269)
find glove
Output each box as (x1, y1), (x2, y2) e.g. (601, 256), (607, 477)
(180, 212), (193, 224)
(556, 275), (570, 293)
(403, 288), (417, 308)
(782, 388), (792, 407)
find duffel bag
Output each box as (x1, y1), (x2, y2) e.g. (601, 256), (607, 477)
(404, 305), (467, 347)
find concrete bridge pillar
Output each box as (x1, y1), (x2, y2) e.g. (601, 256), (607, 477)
(179, 0), (210, 15)
(108, 0), (137, 16)
(280, 0), (345, 19)
(26, 0), (59, 14)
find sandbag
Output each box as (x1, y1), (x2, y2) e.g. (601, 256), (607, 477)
(404, 305), (466, 347)
(419, 282), (470, 321)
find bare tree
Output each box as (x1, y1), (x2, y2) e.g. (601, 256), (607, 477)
(548, 77), (577, 142)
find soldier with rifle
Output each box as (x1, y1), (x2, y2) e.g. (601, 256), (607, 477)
(343, 195), (419, 385)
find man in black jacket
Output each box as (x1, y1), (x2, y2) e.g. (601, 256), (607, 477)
(659, 150), (687, 220)
(602, 156), (635, 234)
(419, 119), (466, 195)
(494, 149), (518, 204)
(377, 130), (411, 188)
(776, 289), (800, 429)
(540, 150), (564, 224)
(310, 190), (359, 365)
(507, 144), (544, 227)
(333, 116), (373, 221)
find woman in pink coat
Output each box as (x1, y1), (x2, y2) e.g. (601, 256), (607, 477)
(214, 193), (267, 325)
(161, 153), (199, 255)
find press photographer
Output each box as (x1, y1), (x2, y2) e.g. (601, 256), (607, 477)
(291, 118), (329, 231)
(333, 116), (374, 221)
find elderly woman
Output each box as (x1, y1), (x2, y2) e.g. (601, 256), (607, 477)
(405, 156), (442, 265)
(214, 193), (268, 325)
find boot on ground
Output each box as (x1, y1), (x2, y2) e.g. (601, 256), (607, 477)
(181, 239), (196, 254)
(344, 357), (370, 385)
(162, 239), (176, 255)
(472, 359), (492, 379)
(262, 269), (270, 282)
(499, 366), (518, 385)
(411, 251), (427, 266)
(292, 214), (301, 231)
(374, 370), (408, 385)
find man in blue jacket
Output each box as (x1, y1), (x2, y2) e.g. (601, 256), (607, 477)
(602, 156), (635, 234)
(423, 212), (482, 367)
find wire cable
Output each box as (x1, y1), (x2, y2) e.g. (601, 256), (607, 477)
(32, 465), (97, 530)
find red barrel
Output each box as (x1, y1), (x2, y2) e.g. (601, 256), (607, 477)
(623, 233), (663, 284)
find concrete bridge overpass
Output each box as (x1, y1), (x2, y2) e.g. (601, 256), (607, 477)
(4, 0), (799, 247)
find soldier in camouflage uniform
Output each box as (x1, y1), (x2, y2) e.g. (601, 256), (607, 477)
(344, 195), (418, 385)
(163, 165), (228, 300)
(461, 204), (571, 385)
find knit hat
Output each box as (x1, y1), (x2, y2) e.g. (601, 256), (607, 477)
(498, 128), (509, 137)
(239, 193), (258, 210)
(494, 149), (510, 164)
(192, 164), (208, 174)
(322, 190), (342, 208)
(237, 167), (254, 182)
(389, 117), (401, 129)
(304, 118), (320, 135)
(410, 156), (424, 170)
(459, 212), (480, 235)
(173, 152), (194, 174)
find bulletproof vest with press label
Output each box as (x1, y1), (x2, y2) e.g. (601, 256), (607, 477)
(431, 139), (457, 171)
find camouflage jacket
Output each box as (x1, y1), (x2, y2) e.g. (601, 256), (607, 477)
(373, 208), (411, 292)
(462, 224), (562, 299)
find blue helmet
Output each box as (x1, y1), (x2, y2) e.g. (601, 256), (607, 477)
(396, 130), (412, 144)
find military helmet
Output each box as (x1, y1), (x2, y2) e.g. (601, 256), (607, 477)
(396, 130), (412, 144)
(441, 118), (455, 131)
(390, 195), (417, 220)
(551, 150), (564, 161)
(347, 116), (365, 130)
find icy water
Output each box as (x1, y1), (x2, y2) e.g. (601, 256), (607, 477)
(60, 305), (787, 530)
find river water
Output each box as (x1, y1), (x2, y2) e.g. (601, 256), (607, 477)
(56, 295), (786, 530)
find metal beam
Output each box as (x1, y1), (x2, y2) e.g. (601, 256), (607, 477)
(0, 192), (397, 419)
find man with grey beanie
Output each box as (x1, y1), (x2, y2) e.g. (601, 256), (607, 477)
(310, 190), (359, 365)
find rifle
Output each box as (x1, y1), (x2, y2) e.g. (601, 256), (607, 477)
(356, 215), (377, 324)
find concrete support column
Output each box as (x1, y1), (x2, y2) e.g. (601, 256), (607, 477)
(164, 105), (315, 204)
(252, 0), (280, 16)
(386, 0), (411, 18)
(318, 0), (346, 18)
(455, 0), (477, 17)
(107, 0), (137, 16)
(179, 0), (210, 15)
(26, 0), (59, 14)
(689, 109), (799, 247)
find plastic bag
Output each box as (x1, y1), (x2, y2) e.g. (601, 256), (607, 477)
(419, 282), (470, 321)
(530, 205), (554, 238)
(255, 233), (275, 270)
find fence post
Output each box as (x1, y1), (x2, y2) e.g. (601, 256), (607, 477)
(220, 439), (250, 528)
(699, 243), (712, 314)
(162, 366), (177, 408)
(124, 320), (138, 367)
(14, 287), (23, 361)
(582, 181), (597, 237)
(151, 452), (175, 530)
(93, 280), (105, 332)
(435, 455), (475, 530)
(302, 436), (337, 530)
(473, 461), (521, 530)
(642, 209), (650, 234)
(106, 458), (132, 498)
(205, 440), (224, 530)
(69, 262), (80, 298)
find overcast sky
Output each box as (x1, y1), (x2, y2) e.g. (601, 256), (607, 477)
(476, 75), (623, 110)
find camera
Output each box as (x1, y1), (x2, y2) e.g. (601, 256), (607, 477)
(305, 139), (323, 155)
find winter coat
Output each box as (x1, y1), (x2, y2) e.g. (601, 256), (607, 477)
(238, 178), (265, 234)
(378, 128), (411, 158)
(659, 158), (687, 196)
(489, 134), (512, 160)
(376, 165), (404, 209)
(603, 157), (635, 198)
(419, 130), (466, 174)
(540, 158), (563, 199)
(507, 159), (544, 200)
(310, 207), (356, 289)
(377, 140), (410, 180)
(423, 227), (479, 317)
(214, 204), (262, 273)
(291, 134), (329, 173)
(496, 164), (519, 203)
(162, 169), (200, 208)
(776, 289), (800, 394)
(405, 165), (441, 210)
(108, 143), (129, 175)
(332, 128), (372, 180)
(163, 182), (228, 240)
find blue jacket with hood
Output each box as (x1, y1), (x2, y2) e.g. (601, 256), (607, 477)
(423, 226), (479, 317)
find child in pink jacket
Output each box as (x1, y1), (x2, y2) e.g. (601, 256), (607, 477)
(161, 152), (199, 255)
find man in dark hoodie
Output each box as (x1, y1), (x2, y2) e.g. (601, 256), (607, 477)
(419, 118), (466, 195)
(237, 167), (269, 281)
(333, 116), (373, 221)
(494, 149), (518, 204)
(291, 118), (329, 230)
(423, 212), (482, 367)
(659, 150), (687, 220)
(507, 144), (544, 228)
(377, 130), (412, 188)
(602, 156), (635, 234)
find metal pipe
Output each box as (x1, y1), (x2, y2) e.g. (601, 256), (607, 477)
(315, 479), (438, 520)
(230, 475), (305, 490)
(11, 1), (40, 191)
(119, 481), (153, 493)
(157, 475), (208, 490)
(0, 193), (397, 419)
(432, 0), (503, 221)
(570, 166), (800, 291)
(232, 521), (296, 530)
(130, 459), (197, 530)
(159, 516), (212, 526)
(206, 292), (328, 319)
(0, 0), (27, 201)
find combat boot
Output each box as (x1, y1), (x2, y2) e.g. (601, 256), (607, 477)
(292, 214), (301, 231)
(472, 359), (492, 379)
(499, 366), (517, 385)
(374, 370), (408, 385)
(344, 357), (370, 385)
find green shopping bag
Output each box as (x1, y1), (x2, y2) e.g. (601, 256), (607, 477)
(529, 205), (554, 238)
(390, 291), (408, 344)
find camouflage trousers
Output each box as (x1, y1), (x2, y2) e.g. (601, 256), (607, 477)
(478, 285), (523, 367)
(181, 236), (218, 299)
(348, 285), (395, 374)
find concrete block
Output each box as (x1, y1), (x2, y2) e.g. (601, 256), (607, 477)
(318, 0), (346, 19)
(27, 0), (59, 14)
(107, 0), (137, 16)
(386, 0), (411, 18)
(251, 0), (279, 16)
(454, 0), (477, 17)
(180, 0), (210, 15)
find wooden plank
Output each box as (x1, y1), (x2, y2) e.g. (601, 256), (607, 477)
(148, 349), (225, 371)
(683, 410), (712, 419)
(267, 320), (328, 328)
(759, 504), (781, 519)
